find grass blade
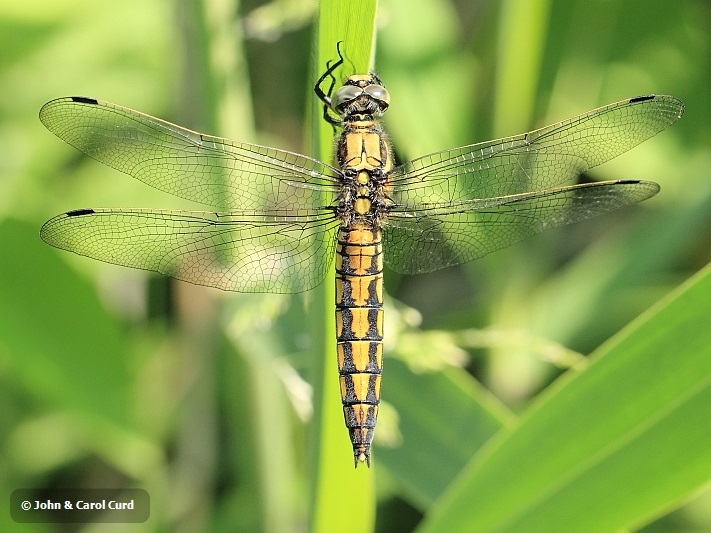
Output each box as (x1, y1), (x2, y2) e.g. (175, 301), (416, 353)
(309, 1), (379, 532)
(418, 261), (711, 532)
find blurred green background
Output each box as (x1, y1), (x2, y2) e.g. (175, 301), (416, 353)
(1, 0), (710, 531)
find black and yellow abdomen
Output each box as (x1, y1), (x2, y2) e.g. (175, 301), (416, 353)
(335, 224), (384, 466)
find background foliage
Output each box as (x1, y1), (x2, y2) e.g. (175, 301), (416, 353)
(1, 0), (710, 531)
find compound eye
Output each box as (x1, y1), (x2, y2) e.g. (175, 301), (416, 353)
(331, 85), (363, 111)
(365, 85), (390, 107)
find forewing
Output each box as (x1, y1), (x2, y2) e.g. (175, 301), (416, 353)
(387, 95), (683, 205)
(39, 97), (341, 210)
(383, 180), (659, 274)
(41, 208), (340, 293)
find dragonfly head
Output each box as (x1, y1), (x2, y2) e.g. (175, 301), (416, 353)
(331, 74), (390, 118)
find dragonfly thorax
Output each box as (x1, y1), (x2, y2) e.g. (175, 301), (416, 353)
(335, 97), (393, 229)
(331, 75), (390, 119)
(336, 168), (390, 227)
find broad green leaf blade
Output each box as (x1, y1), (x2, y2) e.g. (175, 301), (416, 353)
(309, 1), (378, 533)
(418, 261), (711, 533)
(0, 219), (130, 424)
(378, 358), (515, 509)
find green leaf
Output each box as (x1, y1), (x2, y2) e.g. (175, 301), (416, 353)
(418, 261), (711, 532)
(308, 1), (379, 533)
(0, 219), (130, 424)
(378, 358), (514, 509)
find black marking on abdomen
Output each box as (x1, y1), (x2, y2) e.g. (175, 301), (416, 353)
(338, 341), (382, 374)
(336, 307), (383, 341)
(340, 374), (381, 404)
(343, 404), (378, 428)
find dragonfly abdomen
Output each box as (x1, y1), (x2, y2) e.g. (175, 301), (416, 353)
(335, 224), (384, 467)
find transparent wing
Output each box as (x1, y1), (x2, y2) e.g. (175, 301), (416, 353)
(39, 97), (341, 210)
(383, 180), (659, 274)
(387, 95), (683, 205)
(41, 207), (340, 293)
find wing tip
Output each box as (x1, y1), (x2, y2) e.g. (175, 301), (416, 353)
(40, 209), (96, 245)
(39, 96), (100, 124)
(628, 93), (685, 121)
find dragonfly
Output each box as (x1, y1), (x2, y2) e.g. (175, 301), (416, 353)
(39, 48), (684, 467)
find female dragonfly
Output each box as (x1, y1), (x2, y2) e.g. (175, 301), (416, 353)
(39, 50), (683, 467)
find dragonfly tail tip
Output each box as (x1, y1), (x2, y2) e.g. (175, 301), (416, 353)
(354, 450), (371, 468)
